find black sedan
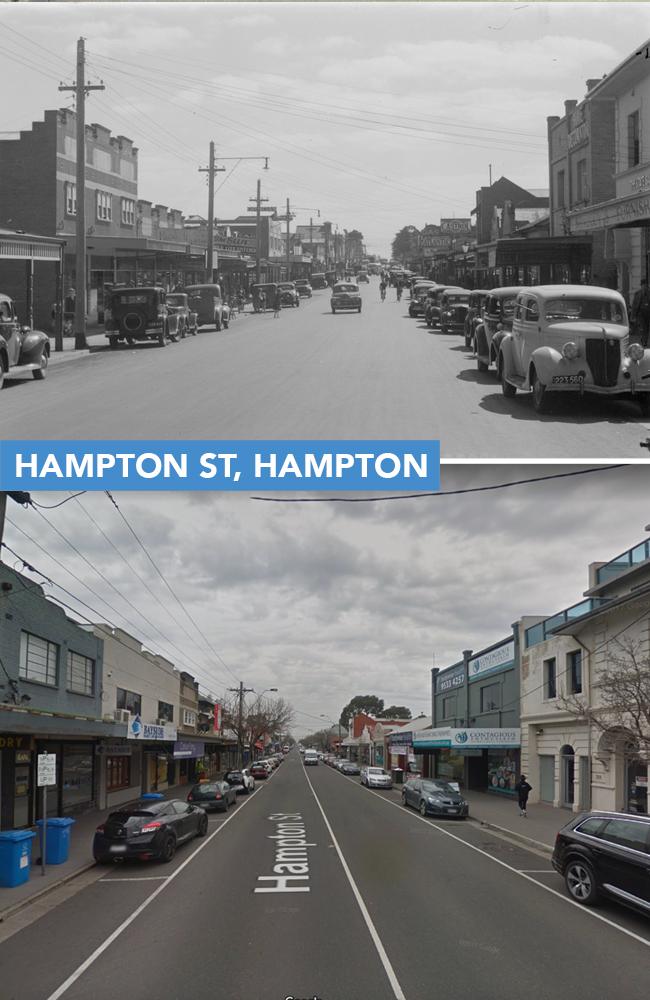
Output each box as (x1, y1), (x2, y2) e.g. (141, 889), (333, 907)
(223, 769), (255, 795)
(93, 798), (208, 864)
(187, 780), (237, 813)
(340, 762), (361, 776)
(402, 779), (469, 818)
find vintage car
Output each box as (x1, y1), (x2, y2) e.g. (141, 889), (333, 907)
(277, 281), (300, 307)
(331, 281), (362, 313)
(356, 270), (370, 283)
(498, 285), (650, 414)
(310, 273), (327, 290)
(464, 289), (490, 349)
(184, 283), (225, 331)
(251, 282), (278, 313)
(325, 270), (338, 288)
(0, 293), (49, 388)
(425, 286), (463, 328)
(165, 292), (198, 337)
(408, 281), (437, 317)
(294, 279), (313, 298)
(439, 289), (471, 335)
(104, 287), (181, 348)
(474, 286), (521, 372)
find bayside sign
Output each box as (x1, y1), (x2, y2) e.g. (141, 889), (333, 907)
(126, 715), (177, 742)
(414, 727), (521, 749)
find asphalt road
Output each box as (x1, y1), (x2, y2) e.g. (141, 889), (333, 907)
(2, 283), (650, 457)
(1, 753), (649, 1000)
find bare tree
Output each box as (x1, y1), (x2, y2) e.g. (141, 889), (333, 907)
(222, 693), (294, 761)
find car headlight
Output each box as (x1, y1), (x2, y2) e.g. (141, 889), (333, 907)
(562, 341), (580, 360)
(628, 342), (645, 362)
(428, 796), (442, 804)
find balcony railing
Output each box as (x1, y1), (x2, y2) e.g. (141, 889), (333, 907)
(595, 539), (650, 585)
(524, 597), (611, 648)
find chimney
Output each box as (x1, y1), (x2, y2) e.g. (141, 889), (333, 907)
(585, 79), (601, 92)
(564, 100), (578, 117)
(547, 115), (561, 129)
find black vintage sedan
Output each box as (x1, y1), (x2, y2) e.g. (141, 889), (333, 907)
(93, 798), (208, 864)
(402, 778), (469, 818)
(187, 780), (237, 812)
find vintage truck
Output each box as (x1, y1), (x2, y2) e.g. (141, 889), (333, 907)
(0, 293), (50, 389)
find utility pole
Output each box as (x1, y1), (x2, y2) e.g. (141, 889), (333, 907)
(198, 142), (226, 282)
(59, 38), (104, 351)
(228, 682), (254, 768)
(274, 198), (295, 281)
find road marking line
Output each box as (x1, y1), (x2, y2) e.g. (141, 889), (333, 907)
(44, 779), (266, 1000)
(303, 769), (407, 1000)
(98, 876), (169, 883)
(516, 870), (555, 874)
(335, 771), (650, 950)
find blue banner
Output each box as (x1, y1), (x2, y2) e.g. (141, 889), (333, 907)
(0, 440), (440, 492)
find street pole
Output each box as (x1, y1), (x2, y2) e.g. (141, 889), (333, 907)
(229, 681), (253, 768)
(59, 38), (104, 351)
(199, 142), (226, 282)
(256, 180), (262, 285)
(286, 197), (291, 281)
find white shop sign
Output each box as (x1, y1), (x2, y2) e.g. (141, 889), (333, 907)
(126, 715), (177, 742)
(414, 727), (521, 749)
(469, 641), (515, 680)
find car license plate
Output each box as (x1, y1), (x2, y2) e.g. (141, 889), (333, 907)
(447, 808), (458, 814)
(552, 374), (583, 384)
(109, 844), (127, 853)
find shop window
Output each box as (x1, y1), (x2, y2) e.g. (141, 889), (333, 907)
(106, 755), (131, 791)
(62, 746), (94, 811)
(116, 687), (142, 716)
(442, 696), (455, 718)
(183, 708), (197, 727)
(19, 631), (58, 686)
(158, 700), (174, 723)
(556, 170), (565, 209)
(567, 649), (582, 694)
(576, 159), (588, 202)
(480, 682), (500, 712)
(67, 650), (94, 696)
(628, 111), (640, 168)
(544, 657), (557, 699)
(64, 181), (77, 216)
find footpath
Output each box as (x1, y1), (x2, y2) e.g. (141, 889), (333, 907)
(461, 789), (563, 853)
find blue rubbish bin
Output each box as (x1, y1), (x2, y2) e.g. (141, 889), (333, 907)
(0, 830), (36, 887)
(36, 817), (75, 865)
(141, 793), (164, 800)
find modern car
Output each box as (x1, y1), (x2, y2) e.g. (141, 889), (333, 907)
(473, 286), (520, 372)
(294, 279), (313, 298)
(438, 290), (471, 335)
(401, 778), (469, 818)
(250, 762), (271, 780)
(361, 766), (393, 789)
(425, 286), (463, 328)
(184, 283), (225, 331)
(408, 281), (437, 316)
(187, 780), (237, 812)
(93, 798), (208, 864)
(331, 281), (362, 313)
(104, 286), (181, 348)
(464, 289), (490, 350)
(498, 285), (650, 414)
(0, 293), (49, 388)
(165, 292), (198, 338)
(304, 750), (319, 766)
(340, 762), (361, 776)
(552, 811), (650, 914)
(277, 281), (300, 307)
(223, 769), (255, 794)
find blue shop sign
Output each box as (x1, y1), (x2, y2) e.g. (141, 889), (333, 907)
(173, 740), (205, 759)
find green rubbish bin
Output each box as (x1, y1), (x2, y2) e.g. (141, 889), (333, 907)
(392, 768), (404, 785)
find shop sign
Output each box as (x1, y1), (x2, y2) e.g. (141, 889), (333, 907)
(389, 730), (413, 747)
(437, 664), (465, 692)
(390, 746), (408, 755)
(570, 191), (650, 233)
(173, 740), (205, 759)
(37, 753), (57, 787)
(95, 741), (132, 756)
(126, 715), (177, 742)
(468, 641), (515, 680)
(0, 734), (30, 750)
(568, 122), (589, 150)
(414, 727), (521, 749)
(213, 703), (222, 733)
(440, 218), (472, 233)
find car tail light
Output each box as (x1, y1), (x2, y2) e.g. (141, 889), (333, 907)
(96, 824), (105, 833)
(140, 821), (163, 834)
(214, 793), (222, 800)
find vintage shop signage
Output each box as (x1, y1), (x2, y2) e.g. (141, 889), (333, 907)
(569, 189), (650, 233)
(414, 727), (521, 749)
(568, 122), (589, 150)
(126, 715), (177, 742)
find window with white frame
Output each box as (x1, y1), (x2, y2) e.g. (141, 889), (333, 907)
(19, 631), (58, 686)
(121, 198), (135, 226)
(67, 650), (94, 696)
(64, 181), (77, 216)
(96, 190), (112, 222)
(183, 708), (197, 727)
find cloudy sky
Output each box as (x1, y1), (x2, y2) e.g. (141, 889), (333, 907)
(1, 2), (645, 255)
(3, 464), (649, 737)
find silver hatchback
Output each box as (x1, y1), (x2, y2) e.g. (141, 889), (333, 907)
(361, 766), (393, 789)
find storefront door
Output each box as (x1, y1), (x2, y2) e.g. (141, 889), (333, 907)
(561, 745), (575, 808)
(626, 760), (648, 814)
(539, 755), (555, 803)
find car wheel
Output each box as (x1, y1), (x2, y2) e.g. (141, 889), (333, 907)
(419, 800), (427, 817)
(565, 858), (598, 905)
(477, 355), (489, 373)
(532, 371), (551, 413)
(157, 324), (166, 347)
(31, 345), (49, 380)
(638, 394), (650, 416)
(158, 833), (176, 863)
(401, 791), (408, 806)
(331, 306), (336, 314)
(358, 305), (362, 313)
(197, 814), (208, 837)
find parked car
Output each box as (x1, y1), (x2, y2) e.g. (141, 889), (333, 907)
(295, 279), (313, 298)
(408, 281), (437, 316)
(401, 778), (469, 818)
(93, 798), (208, 864)
(425, 286), (463, 328)
(187, 780), (237, 812)
(464, 289), (490, 350)
(361, 766), (393, 789)
(165, 292), (198, 337)
(184, 283), (225, 331)
(438, 290), (471, 335)
(356, 270), (370, 283)
(340, 762), (361, 776)
(223, 769), (255, 794)
(310, 273), (328, 290)
(104, 286), (180, 348)
(473, 286), (520, 372)
(497, 285), (650, 414)
(552, 811), (650, 914)
(0, 293), (49, 388)
(304, 750), (319, 766)
(250, 762), (271, 780)
(251, 282), (278, 313)
(331, 281), (362, 314)
(278, 281), (300, 307)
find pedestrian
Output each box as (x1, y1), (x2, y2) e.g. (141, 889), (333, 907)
(380, 278), (387, 302)
(273, 285), (282, 318)
(514, 774), (532, 817)
(258, 289), (266, 313)
(631, 278), (650, 347)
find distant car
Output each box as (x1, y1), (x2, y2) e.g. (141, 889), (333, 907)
(438, 290), (471, 335)
(277, 281), (300, 307)
(184, 283), (225, 331)
(464, 289), (490, 350)
(401, 778), (468, 818)
(104, 286), (181, 348)
(223, 769), (255, 795)
(473, 286), (520, 372)
(93, 798), (208, 864)
(304, 750), (319, 766)
(425, 286), (463, 329)
(552, 810), (650, 914)
(251, 282), (278, 313)
(340, 762), (361, 776)
(331, 282), (362, 314)
(187, 780), (237, 812)
(165, 292), (198, 337)
(250, 762), (270, 780)
(0, 293), (50, 388)
(294, 280), (313, 298)
(408, 281), (437, 316)
(361, 766), (393, 789)
(356, 270), (369, 283)
(310, 273), (328, 290)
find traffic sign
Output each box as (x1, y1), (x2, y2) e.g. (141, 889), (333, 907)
(37, 753), (57, 787)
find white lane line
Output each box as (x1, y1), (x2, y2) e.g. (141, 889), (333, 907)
(303, 768), (407, 1000)
(335, 770), (650, 951)
(98, 876), (169, 883)
(44, 781), (266, 1000)
(516, 870), (556, 874)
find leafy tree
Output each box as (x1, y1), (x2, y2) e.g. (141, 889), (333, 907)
(391, 225), (420, 263)
(339, 695), (384, 728)
(299, 729), (331, 751)
(380, 705), (412, 720)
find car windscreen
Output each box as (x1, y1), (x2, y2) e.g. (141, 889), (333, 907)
(166, 295), (185, 306)
(422, 781), (456, 796)
(446, 295), (470, 304)
(190, 784), (219, 796)
(109, 809), (157, 822)
(111, 293), (149, 305)
(368, 768), (386, 774)
(224, 772), (243, 782)
(544, 298), (625, 323)
(334, 284), (358, 293)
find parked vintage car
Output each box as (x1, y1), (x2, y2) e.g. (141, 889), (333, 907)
(425, 285), (463, 328)
(251, 283), (278, 313)
(104, 286), (181, 348)
(295, 279), (313, 298)
(498, 285), (650, 414)
(464, 289), (490, 349)
(331, 281), (362, 313)
(439, 289), (471, 335)
(184, 283), (225, 330)
(165, 292), (198, 337)
(474, 286), (520, 372)
(277, 281), (300, 307)
(408, 281), (437, 317)
(310, 273), (328, 290)
(0, 293), (49, 388)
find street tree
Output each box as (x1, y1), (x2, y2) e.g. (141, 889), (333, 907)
(391, 225), (420, 264)
(380, 705), (412, 720)
(338, 695), (384, 727)
(222, 693), (295, 760)
(300, 729), (331, 751)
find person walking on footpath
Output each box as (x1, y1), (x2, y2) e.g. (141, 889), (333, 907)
(514, 774), (532, 817)
(273, 285), (282, 318)
(631, 278), (650, 347)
